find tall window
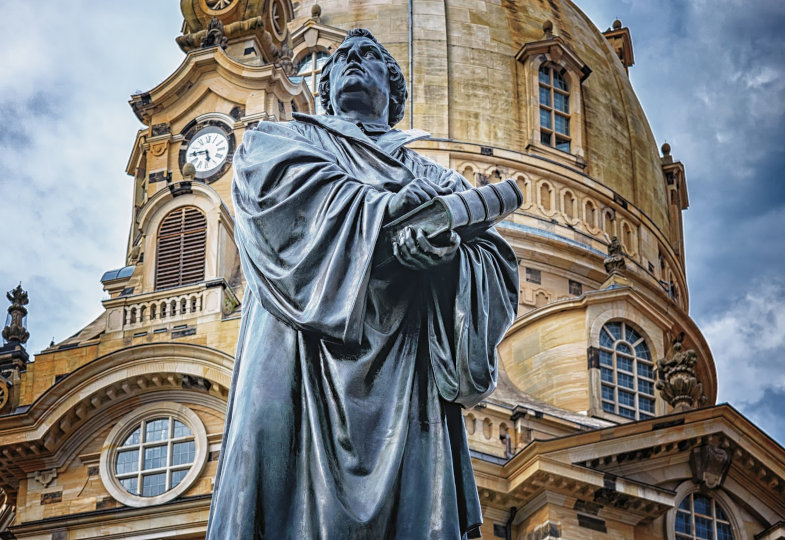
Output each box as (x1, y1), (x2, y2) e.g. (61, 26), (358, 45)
(291, 51), (330, 114)
(675, 492), (734, 540)
(155, 206), (206, 290)
(539, 65), (570, 153)
(598, 321), (655, 420)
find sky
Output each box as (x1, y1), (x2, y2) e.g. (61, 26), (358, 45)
(0, 2), (783, 444)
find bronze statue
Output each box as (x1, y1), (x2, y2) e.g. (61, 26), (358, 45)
(206, 28), (518, 539)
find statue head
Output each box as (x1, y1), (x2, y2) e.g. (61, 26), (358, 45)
(318, 28), (407, 127)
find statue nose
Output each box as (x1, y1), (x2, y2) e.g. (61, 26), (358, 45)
(347, 46), (363, 63)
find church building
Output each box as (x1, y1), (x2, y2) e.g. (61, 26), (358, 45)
(1, 0), (784, 538)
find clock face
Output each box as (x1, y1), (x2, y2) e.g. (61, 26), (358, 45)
(185, 127), (229, 177)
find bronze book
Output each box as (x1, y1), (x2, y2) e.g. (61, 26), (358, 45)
(375, 178), (523, 268)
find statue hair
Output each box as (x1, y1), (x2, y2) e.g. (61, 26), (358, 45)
(318, 28), (408, 127)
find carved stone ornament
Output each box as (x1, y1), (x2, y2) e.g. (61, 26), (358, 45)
(690, 444), (731, 489)
(33, 468), (58, 488)
(276, 40), (295, 77)
(150, 142), (168, 157)
(200, 17), (228, 49)
(603, 236), (626, 276)
(656, 337), (706, 411)
(3, 284), (29, 344)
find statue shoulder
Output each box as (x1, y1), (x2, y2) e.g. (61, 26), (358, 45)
(248, 118), (317, 142)
(398, 147), (471, 191)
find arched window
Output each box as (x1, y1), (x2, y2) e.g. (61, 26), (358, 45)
(598, 321), (655, 420)
(539, 65), (570, 153)
(675, 492), (734, 540)
(155, 206), (207, 290)
(291, 51), (330, 114)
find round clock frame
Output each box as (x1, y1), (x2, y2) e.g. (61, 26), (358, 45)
(178, 120), (236, 183)
(199, 0), (239, 17)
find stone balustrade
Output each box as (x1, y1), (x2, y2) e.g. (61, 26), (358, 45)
(122, 291), (205, 330)
(102, 280), (239, 334)
(463, 406), (522, 460)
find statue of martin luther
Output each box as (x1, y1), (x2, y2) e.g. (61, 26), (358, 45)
(206, 28), (519, 540)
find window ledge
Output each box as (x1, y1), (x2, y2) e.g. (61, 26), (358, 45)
(526, 139), (587, 169)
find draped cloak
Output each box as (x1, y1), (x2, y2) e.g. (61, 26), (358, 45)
(206, 112), (519, 540)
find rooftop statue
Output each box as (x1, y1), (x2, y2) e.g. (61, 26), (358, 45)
(206, 28), (519, 539)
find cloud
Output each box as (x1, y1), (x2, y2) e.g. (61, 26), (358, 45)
(741, 388), (785, 449)
(702, 280), (785, 411)
(0, 3), (184, 355)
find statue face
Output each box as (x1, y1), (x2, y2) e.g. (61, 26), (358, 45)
(328, 36), (390, 120)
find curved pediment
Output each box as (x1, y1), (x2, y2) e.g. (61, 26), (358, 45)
(130, 46), (312, 125)
(0, 343), (233, 494)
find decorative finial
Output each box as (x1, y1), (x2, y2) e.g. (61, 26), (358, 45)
(542, 20), (554, 37)
(182, 162), (196, 181)
(661, 142), (671, 156)
(276, 39), (296, 77)
(656, 334), (707, 411)
(311, 3), (322, 20)
(3, 284), (29, 344)
(603, 236), (626, 276)
(612, 19), (622, 30)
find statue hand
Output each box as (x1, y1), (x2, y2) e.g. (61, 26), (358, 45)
(387, 177), (451, 220)
(393, 227), (460, 270)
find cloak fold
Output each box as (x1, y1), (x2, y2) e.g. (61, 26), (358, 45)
(207, 114), (518, 540)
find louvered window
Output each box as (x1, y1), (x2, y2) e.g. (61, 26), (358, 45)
(155, 207), (206, 290)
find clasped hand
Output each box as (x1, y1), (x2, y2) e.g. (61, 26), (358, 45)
(387, 177), (460, 270)
(393, 227), (460, 270)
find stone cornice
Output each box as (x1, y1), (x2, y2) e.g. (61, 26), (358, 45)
(129, 46), (309, 124)
(515, 35), (592, 82)
(0, 343), (232, 497)
(471, 404), (785, 523)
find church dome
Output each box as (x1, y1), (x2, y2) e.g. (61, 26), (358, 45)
(294, 0), (671, 236)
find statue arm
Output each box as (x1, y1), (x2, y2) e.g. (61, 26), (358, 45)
(396, 153), (519, 407)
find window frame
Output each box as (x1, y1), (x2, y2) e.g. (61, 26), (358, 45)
(595, 320), (656, 421)
(290, 49), (331, 115)
(113, 416), (197, 498)
(100, 402), (208, 508)
(515, 38), (590, 168)
(538, 64), (572, 153)
(665, 482), (747, 540)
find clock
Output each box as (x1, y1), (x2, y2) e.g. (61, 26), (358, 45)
(178, 121), (235, 183)
(186, 127), (228, 176)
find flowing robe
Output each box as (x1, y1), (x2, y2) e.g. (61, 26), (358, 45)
(207, 113), (518, 540)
